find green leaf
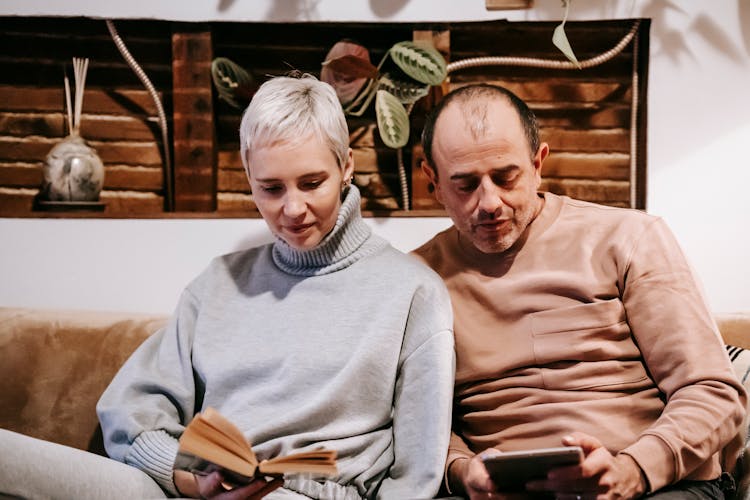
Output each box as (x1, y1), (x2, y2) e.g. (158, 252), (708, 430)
(375, 90), (410, 149)
(388, 41), (447, 86)
(378, 74), (429, 104)
(552, 0), (582, 69)
(211, 57), (254, 108)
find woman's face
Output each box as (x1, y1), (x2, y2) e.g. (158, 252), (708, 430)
(247, 135), (354, 251)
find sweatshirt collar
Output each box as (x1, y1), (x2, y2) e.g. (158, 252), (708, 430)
(272, 185), (376, 276)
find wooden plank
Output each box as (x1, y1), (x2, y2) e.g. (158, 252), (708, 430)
(99, 190), (165, 214)
(171, 28), (215, 212)
(453, 80), (631, 103)
(0, 111), (159, 141)
(540, 128), (630, 153)
(448, 60), (634, 82)
(104, 165), (163, 191)
(541, 179), (630, 203)
(217, 192), (257, 213)
(0, 86), (160, 116)
(0, 112), (62, 137)
(0, 31), (171, 66)
(0, 161), (163, 191)
(0, 187), (36, 214)
(218, 150), (242, 170)
(543, 153), (630, 180)
(0, 162), (42, 187)
(0, 60), (172, 88)
(217, 168), (250, 193)
(0, 137), (163, 166)
(534, 104), (630, 129)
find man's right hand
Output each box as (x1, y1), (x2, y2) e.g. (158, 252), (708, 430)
(450, 450), (527, 500)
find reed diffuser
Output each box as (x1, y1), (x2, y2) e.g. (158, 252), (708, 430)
(39, 57), (105, 205)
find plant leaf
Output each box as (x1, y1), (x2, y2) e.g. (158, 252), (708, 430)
(343, 78), (378, 117)
(388, 41), (447, 86)
(378, 74), (429, 104)
(211, 57), (255, 108)
(321, 40), (374, 105)
(552, 0), (582, 68)
(375, 90), (410, 149)
(322, 55), (378, 80)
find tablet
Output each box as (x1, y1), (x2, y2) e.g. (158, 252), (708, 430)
(481, 446), (584, 491)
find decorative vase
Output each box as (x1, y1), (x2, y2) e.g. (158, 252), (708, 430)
(41, 134), (104, 202)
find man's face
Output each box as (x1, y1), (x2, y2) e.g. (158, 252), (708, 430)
(248, 135), (354, 251)
(424, 98), (548, 255)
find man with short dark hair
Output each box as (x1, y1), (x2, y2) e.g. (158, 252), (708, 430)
(413, 83), (746, 499)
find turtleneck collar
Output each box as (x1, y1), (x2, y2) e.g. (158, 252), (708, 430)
(272, 185), (382, 277)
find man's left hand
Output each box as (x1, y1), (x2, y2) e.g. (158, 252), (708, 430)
(525, 431), (647, 499)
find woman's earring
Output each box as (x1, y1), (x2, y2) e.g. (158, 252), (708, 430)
(341, 176), (353, 193)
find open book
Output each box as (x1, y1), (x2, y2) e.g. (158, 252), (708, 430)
(174, 407), (338, 487)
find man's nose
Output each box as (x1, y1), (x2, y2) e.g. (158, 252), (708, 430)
(477, 178), (503, 215)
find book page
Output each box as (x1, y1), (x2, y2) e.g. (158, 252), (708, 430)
(195, 408), (257, 465)
(259, 449), (337, 476)
(178, 426), (257, 478)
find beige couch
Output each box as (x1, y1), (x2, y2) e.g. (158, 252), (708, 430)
(0, 307), (167, 455)
(1, 307), (749, 496)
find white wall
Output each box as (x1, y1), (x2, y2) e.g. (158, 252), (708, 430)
(1, 1), (748, 313)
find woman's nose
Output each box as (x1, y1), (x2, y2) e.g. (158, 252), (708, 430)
(282, 191), (306, 218)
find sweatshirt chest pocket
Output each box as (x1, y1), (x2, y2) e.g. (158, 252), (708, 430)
(530, 299), (648, 390)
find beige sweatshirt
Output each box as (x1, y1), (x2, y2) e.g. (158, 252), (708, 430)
(413, 192), (746, 493)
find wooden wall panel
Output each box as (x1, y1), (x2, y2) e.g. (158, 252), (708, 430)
(410, 19), (649, 212)
(0, 17), (170, 217)
(0, 17), (648, 217)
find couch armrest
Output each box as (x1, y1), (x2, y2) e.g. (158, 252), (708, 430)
(0, 307), (167, 455)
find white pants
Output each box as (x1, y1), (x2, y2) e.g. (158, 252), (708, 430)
(0, 430), (323, 499)
(0, 429), (166, 500)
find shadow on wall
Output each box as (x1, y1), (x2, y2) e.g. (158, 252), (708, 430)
(741, 0), (750, 54)
(217, 0), (322, 20)
(369, 0), (411, 18)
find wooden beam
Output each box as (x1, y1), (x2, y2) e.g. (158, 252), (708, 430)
(171, 26), (216, 212)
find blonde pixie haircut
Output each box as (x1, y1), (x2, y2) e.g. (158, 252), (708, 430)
(239, 74), (350, 176)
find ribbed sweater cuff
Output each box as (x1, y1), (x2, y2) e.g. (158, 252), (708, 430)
(445, 450), (472, 495)
(126, 429), (180, 496)
(620, 434), (674, 493)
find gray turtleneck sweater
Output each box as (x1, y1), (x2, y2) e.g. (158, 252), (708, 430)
(97, 187), (455, 500)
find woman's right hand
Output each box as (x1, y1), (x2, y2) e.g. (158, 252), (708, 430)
(175, 469), (284, 499)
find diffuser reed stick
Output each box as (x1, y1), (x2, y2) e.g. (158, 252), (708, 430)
(64, 57), (89, 136)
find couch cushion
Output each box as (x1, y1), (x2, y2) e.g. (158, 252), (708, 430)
(0, 307), (167, 455)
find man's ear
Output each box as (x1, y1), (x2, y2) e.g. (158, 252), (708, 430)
(420, 160), (443, 204)
(533, 142), (549, 188)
